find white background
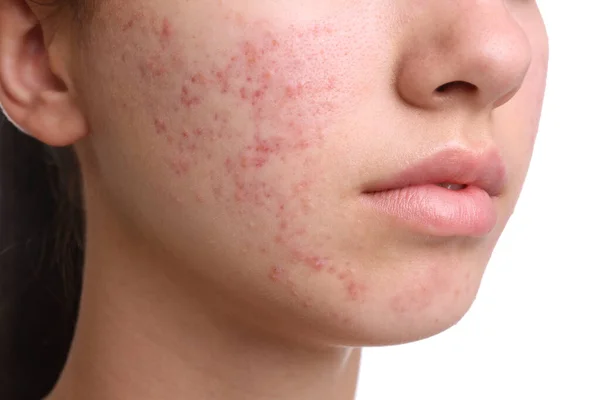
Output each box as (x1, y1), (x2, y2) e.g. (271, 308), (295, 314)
(357, 2), (600, 399)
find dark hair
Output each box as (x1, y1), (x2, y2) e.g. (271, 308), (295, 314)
(0, 113), (84, 399)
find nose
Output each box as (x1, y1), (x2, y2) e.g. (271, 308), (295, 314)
(395, 1), (532, 112)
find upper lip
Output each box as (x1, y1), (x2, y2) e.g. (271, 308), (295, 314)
(363, 146), (507, 197)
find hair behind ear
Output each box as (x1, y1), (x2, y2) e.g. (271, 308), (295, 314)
(0, 113), (84, 400)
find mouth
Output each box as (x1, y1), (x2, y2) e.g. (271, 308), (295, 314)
(361, 147), (507, 237)
(436, 182), (468, 190)
(363, 146), (507, 197)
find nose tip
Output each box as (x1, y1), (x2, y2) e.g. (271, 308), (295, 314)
(395, 3), (532, 112)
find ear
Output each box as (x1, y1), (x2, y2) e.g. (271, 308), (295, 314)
(0, 0), (87, 146)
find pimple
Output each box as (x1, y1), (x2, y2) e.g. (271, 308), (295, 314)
(293, 180), (310, 194)
(140, 55), (167, 78)
(154, 118), (167, 134)
(181, 85), (202, 107)
(122, 19), (135, 32)
(261, 71), (272, 81)
(213, 70), (230, 93)
(168, 159), (190, 176)
(160, 18), (173, 42)
(346, 280), (367, 302)
(121, 11), (144, 32)
(243, 42), (259, 66)
(268, 266), (287, 282)
(193, 128), (204, 136)
(307, 257), (327, 272)
(191, 73), (208, 85)
(252, 89), (265, 103)
(338, 271), (351, 281)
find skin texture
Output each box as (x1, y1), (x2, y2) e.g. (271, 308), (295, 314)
(0, 0), (549, 399)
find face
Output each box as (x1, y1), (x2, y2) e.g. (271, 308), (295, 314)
(69, 0), (548, 345)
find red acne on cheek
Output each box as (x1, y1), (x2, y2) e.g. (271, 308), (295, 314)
(268, 266), (287, 282)
(305, 256), (327, 272)
(243, 41), (259, 66)
(122, 19), (135, 32)
(121, 11), (143, 32)
(240, 155), (267, 168)
(285, 83), (304, 99)
(338, 270), (351, 281)
(251, 89), (265, 105)
(168, 159), (190, 176)
(214, 71), (230, 94)
(148, 16), (174, 49)
(140, 55), (167, 78)
(154, 118), (167, 135)
(289, 249), (329, 273)
(262, 71), (272, 81)
(191, 73), (208, 85)
(181, 85), (202, 108)
(160, 18), (173, 41)
(293, 180), (311, 194)
(346, 280), (367, 302)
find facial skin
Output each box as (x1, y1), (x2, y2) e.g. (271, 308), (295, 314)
(0, 0), (548, 399)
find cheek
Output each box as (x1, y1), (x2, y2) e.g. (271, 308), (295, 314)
(91, 7), (379, 279)
(118, 7), (368, 194)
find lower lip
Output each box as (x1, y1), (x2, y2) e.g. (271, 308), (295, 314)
(361, 184), (498, 237)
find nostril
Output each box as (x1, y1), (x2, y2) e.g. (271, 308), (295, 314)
(435, 81), (476, 93)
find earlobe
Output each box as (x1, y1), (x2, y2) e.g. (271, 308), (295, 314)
(0, 0), (87, 146)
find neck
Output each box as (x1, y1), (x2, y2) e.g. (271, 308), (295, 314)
(47, 207), (361, 400)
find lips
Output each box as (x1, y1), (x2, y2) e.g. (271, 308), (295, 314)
(363, 147), (507, 197)
(361, 147), (507, 237)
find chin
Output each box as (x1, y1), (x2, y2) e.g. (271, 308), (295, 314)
(280, 249), (490, 348)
